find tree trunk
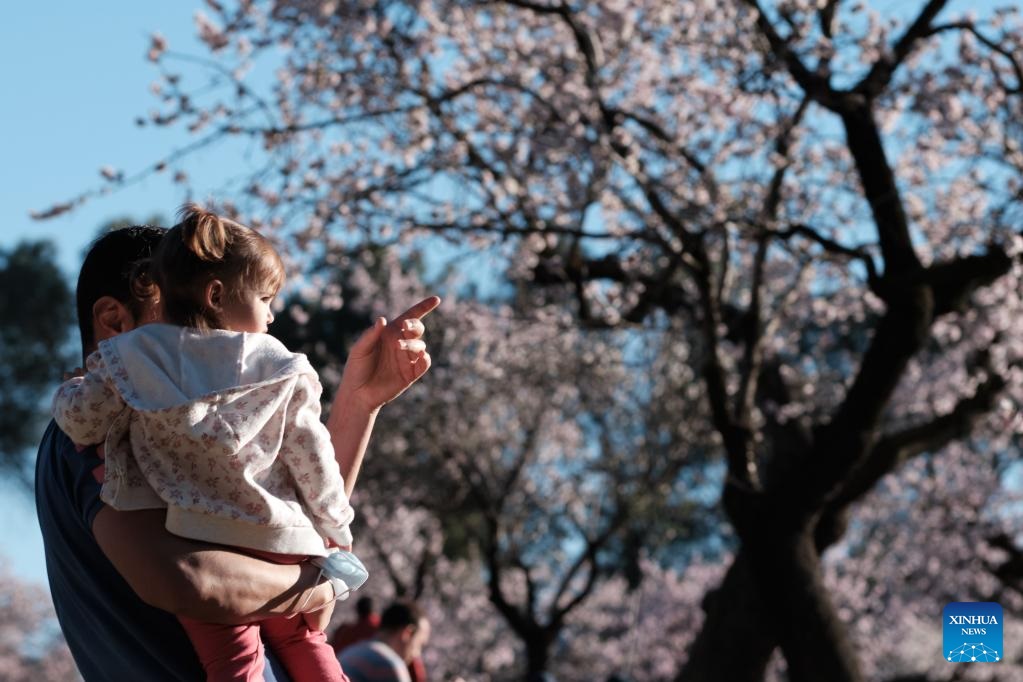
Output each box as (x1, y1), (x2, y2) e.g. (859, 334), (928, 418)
(679, 481), (872, 682)
(744, 526), (864, 682)
(675, 548), (778, 682)
(524, 634), (552, 680)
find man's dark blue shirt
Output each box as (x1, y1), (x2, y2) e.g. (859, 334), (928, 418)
(35, 420), (287, 681)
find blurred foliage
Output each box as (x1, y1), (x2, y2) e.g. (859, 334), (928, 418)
(0, 241), (74, 481)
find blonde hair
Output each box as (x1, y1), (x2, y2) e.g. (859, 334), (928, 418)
(147, 203), (284, 331)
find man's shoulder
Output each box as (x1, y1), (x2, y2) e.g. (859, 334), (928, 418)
(37, 418), (75, 457)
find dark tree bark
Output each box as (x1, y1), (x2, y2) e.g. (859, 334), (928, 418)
(676, 548), (778, 682)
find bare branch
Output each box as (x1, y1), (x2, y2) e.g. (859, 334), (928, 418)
(482, 516), (533, 639)
(530, 252), (696, 323)
(925, 248), (1014, 317)
(610, 108), (710, 176)
(407, 218), (623, 242)
(818, 0), (840, 40)
(692, 239), (761, 490)
(362, 517), (410, 596)
(839, 105), (922, 278)
(735, 232), (769, 422)
(32, 125), (236, 221)
(549, 511), (625, 626)
(502, 0), (602, 87)
(792, 245), (1012, 516)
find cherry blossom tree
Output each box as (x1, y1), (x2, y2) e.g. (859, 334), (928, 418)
(0, 565), (79, 682)
(36, 0), (1023, 679)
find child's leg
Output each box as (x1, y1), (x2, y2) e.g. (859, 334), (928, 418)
(178, 616), (265, 682)
(260, 613), (349, 682)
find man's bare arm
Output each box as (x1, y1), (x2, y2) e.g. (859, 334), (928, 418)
(327, 393), (378, 498)
(329, 297), (439, 497)
(93, 507), (334, 625)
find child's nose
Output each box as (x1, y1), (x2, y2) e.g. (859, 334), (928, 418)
(267, 310), (275, 324)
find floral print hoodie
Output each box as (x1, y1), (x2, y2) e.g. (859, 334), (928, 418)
(52, 323), (354, 556)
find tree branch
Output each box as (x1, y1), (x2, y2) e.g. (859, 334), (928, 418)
(925, 21), (1023, 93)
(740, 0), (839, 107)
(775, 242), (1011, 522)
(772, 223), (880, 286)
(482, 515), (534, 640)
(839, 105), (921, 279)
(362, 517), (410, 596)
(783, 284), (934, 518)
(736, 97), (810, 427)
(549, 513), (625, 627)
(610, 107), (710, 177)
(925, 248), (1014, 317)
(818, 371), (1007, 545)
(502, 0), (602, 89)
(853, 0), (951, 99)
(531, 253), (696, 321)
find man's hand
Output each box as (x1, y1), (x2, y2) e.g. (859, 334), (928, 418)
(338, 296), (440, 412)
(302, 601), (335, 633)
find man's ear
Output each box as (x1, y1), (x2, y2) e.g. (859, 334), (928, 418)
(92, 296), (136, 343)
(204, 280), (225, 311)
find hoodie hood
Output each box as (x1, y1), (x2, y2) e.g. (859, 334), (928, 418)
(98, 323), (314, 411)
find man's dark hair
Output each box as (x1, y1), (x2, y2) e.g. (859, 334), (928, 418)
(356, 596), (374, 619)
(379, 600), (423, 632)
(77, 226), (165, 358)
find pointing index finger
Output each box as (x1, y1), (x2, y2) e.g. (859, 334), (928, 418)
(394, 295), (441, 323)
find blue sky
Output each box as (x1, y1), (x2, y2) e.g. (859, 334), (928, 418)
(0, 2), (218, 583)
(0, 2), (243, 276)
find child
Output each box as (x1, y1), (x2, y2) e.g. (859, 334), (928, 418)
(53, 204), (364, 682)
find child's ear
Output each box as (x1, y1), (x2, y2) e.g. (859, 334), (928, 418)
(92, 296), (135, 343)
(204, 280), (225, 311)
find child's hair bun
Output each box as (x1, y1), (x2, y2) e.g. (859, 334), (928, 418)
(178, 202), (231, 261)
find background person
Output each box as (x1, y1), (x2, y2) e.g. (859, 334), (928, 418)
(331, 596), (381, 653)
(339, 601), (431, 682)
(333, 597), (428, 682)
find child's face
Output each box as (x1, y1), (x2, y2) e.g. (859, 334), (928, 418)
(220, 288), (276, 334)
